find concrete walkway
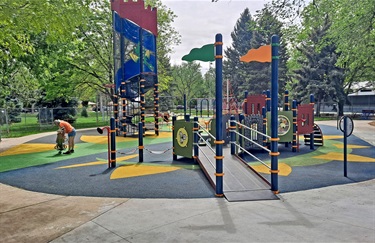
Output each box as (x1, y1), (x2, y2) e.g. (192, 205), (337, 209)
(0, 120), (374, 243)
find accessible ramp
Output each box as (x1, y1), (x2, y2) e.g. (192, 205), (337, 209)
(197, 146), (279, 202)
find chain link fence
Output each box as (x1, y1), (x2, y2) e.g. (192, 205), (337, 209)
(314, 101), (375, 118)
(0, 107), (111, 140)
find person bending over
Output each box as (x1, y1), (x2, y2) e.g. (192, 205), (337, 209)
(54, 119), (76, 154)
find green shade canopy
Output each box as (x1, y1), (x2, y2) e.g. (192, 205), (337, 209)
(182, 44), (215, 62)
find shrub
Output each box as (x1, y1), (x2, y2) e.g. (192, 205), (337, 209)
(81, 107), (88, 117)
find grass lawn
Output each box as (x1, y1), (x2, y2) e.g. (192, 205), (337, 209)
(1, 112), (109, 138)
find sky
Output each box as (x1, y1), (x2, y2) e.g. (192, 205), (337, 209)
(161, 0), (269, 72)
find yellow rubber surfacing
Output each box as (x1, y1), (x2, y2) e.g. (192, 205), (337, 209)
(332, 143), (370, 149)
(110, 164), (181, 179)
(0, 131), (172, 156)
(2, 131), (373, 180)
(56, 155), (139, 169)
(251, 163), (292, 176)
(313, 152), (375, 162)
(0, 144), (55, 156)
(55, 154), (182, 179)
(249, 141), (374, 176)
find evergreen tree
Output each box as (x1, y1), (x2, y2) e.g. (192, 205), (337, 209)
(292, 16), (345, 116)
(223, 7), (288, 99)
(223, 8), (256, 97)
(249, 7), (289, 97)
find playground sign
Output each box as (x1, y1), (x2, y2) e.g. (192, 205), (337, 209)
(267, 111), (293, 143)
(173, 120), (193, 158)
(338, 115), (354, 177)
(339, 116), (354, 137)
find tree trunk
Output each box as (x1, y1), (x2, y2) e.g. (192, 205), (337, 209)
(315, 101), (321, 117)
(338, 101), (344, 116)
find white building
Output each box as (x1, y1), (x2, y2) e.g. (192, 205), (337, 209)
(347, 81), (375, 112)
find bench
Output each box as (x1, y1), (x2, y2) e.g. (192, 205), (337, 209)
(361, 110), (375, 120)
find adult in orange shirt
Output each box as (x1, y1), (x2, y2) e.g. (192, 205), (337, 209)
(54, 119), (76, 154)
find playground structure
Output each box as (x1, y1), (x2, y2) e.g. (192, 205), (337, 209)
(108, 0), (318, 199)
(223, 79), (240, 114)
(108, 8), (282, 198)
(170, 34), (282, 199)
(171, 35), (325, 199)
(241, 90), (322, 151)
(111, 0), (161, 137)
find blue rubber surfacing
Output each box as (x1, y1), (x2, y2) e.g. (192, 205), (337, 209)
(0, 124), (374, 198)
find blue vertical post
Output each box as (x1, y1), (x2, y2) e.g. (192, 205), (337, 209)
(138, 122), (144, 162)
(266, 90), (271, 112)
(172, 116), (177, 160)
(193, 117), (199, 161)
(292, 100), (298, 152)
(344, 116), (348, 177)
(309, 94), (315, 150)
(215, 34), (224, 197)
(270, 35), (279, 194)
(110, 117), (116, 168)
(230, 115), (236, 155)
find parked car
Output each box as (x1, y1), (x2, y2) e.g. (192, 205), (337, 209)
(176, 105), (184, 110)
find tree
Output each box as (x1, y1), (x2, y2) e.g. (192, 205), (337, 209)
(0, 0), (89, 60)
(202, 64), (216, 99)
(291, 16), (345, 116)
(62, 0), (114, 102)
(149, 0), (181, 93)
(272, 0), (375, 101)
(0, 0), (181, 109)
(223, 7), (288, 99)
(170, 62), (204, 104)
(0, 58), (40, 108)
(223, 8), (256, 97)
(247, 6), (289, 96)
(0, 0), (96, 106)
(319, 0), (375, 89)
